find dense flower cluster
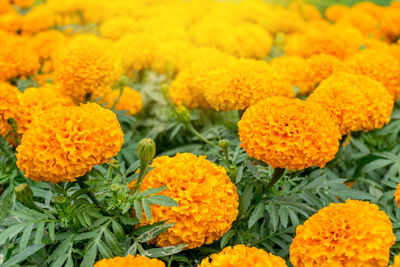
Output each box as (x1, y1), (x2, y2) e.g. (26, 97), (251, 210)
(290, 200), (395, 267)
(390, 254), (400, 267)
(198, 245), (287, 267)
(238, 97), (340, 170)
(94, 255), (165, 267)
(307, 73), (393, 135)
(101, 87), (143, 115)
(53, 35), (122, 101)
(16, 103), (124, 183)
(0, 82), (20, 144)
(129, 153), (239, 249)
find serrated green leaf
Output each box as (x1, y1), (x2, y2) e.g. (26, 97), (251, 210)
(245, 160), (260, 180)
(143, 244), (187, 257)
(34, 221), (45, 244)
(80, 242), (97, 267)
(248, 202), (265, 228)
(112, 220), (125, 241)
(220, 229), (235, 249)
(2, 244), (45, 267)
(134, 200), (143, 221)
(104, 228), (124, 255)
(146, 195), (178, 207)
(279, 206), (289, 228)
(136, 223), (175, 243)
(20, 222), (34, 250)
(142, 198), (152, 222)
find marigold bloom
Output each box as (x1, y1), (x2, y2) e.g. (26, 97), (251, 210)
(0, 11), (22, 33)
(0, 35), (40, 80)
(16, 85), (75, 135)
(198, 245), (287, 267)
(324, 4), (349, 22)
(129, 153), (239, 249)
(395, 184), (400, 208)
(381, 6), (400, 41)
(0, 0), (12, 14)
(342, 49), (400, 100)
(289, 1), (321, 21)
(151, 40), (193, 74)
(99, 16), (137, 40)
(0, 82), (20, 144)
(94, 255), (165, 267)
(307, 73), (393, 135)
(16, 103), (124, 183)
(101, 87), (143, 115)
(204, 59), (294, 111)
(336, 9), (381, 37)
(21, 5), (55, 35)
(53, 35), (122, 101)
(290, 199), (395, 267)
(12, 0), (34, 8)
(390, 254), (400, 267)
(238, 96), (340, 170)
(31, 30), (67, 63)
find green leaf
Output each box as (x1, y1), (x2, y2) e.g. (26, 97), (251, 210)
(220, 229), (235, 249)
(2, 244), (45, 267)
(0, 187), (13, 224)
(288, 209), (299, 228)
(142, 198), (152, 222)
(136, 223), (175, 243)
(143, 244), (187, 258)
(248, 202), (265, 228)
(81, 242), (97, 267)
(235, 165), (244, 184)
(112, 220), (125, 241)
(335, 188), (373, 200)
(104, 228), (124, 255)
(146, 195), (178, 207)
(20, 222), (34, 250)
(139, 187), (166, 197)
(134, 200), (143, 221)
(363, 159), (393, 173)
(34, 221), (45, 244)
(97, 239), (113, 259)
(48, 222), (55, 241)
(279, 206), (289, 228)
(245, 160), (261, 180)
(0, 223), (27, 245)
(266, 204), (279, 231)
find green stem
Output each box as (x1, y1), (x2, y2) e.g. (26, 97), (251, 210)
(133, 160), (149, 192)
(77, 175), (101, 207)
(264, 168), (286, 191)
(111, 86), (124, 110)
(7, 118), (20, 145)
(185, 123), (217, 147)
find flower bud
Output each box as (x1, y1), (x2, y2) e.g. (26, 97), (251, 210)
(218, 139), (230, 150)
(117, 75), (130, 88)
(15, 183), (34, 209)
(176, 105), (190, 124)
(55, 195), (67, 204)
(109, 159), (120, 168)
(110, 184), (120, 192)
(137, 138), (156, 163)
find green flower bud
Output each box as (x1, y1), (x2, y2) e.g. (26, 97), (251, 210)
(15, 183), (34, 208)
(218, 139), (230, 150)
(117, 75), (130, 88)
(109, 159), (120, 168)
(176, 105), (190, 124)
(110, 184), (120, 192)
(137, 138), (156, 162)
(55, 195), (67, 204)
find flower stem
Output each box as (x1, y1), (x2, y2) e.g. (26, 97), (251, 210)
(185, 123), (217, 147)
(264, 168), (286, 191)
(77, 174), (101, 207)
(133, 159), (149, 193)
(7, 118), (20, 145)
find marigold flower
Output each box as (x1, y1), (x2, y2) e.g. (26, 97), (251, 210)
(12, 0), (34, 8)
(21, 5), (55, 35)
(381, 5), (400, 41)
(302, 54), (342, 94)
(0, 11), (22, 33)
(352, 1), (384, 20)
(264, 6), (306, 34)
(395, 184), (400, 208)
(342, 49), (400, 100)
(198, 245), (287, 267)
(307, 73), (393, 135)
(31, 30), (67, 63)
(16, 103), (124, 183)
(0, 35), (40, 80)
(99, 16), (137, 40)
(0, 82), (20, 145)
(238, 96), (340, 170)
(101, 87), (143, 115)
(129, 153), (239, 249)
(53, 35), (122, 101)
(94, 255), (165, 267)
(16, 85), (75, 135)
(204, 58), (294, 111)
(324, 4), (349, 22)
(289, 1), (321, 21)
(0, 0), (12, 15)
(336, 9), (381, 37)
(151, 40), (193, 74)
(290, 199), (396, 267)
(390, 254), (400, 267)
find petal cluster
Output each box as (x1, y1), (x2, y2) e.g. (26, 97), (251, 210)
(94, 255), (165, 267)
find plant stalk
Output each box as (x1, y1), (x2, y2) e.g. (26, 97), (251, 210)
(264, 167), (286, 191)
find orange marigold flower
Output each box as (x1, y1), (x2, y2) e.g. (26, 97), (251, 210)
(0, 0), (12, 15)
(99, 16), (137, 40)
(381, 5), (400, 41)
(94, 255), (165, 267)
(0, 11), (22, 33)
(342, 49), (400, 100)
(12, 0), (35, 8)
(129, 153), (239, 249)
(198, 245), (287, 267)
(395, 184), (400, 208)
(290, 199), (396, 267)
(303, 54), (342, 94)
(307, 73), (393, 135)
(16, 84), (75, 135)
(238, 96), (340, 170)
(390, 254), (400, 267)
(336, 9), (381, 37)
(101, 87), (143, 115)
(53, 35), (122, 102)
(16, 103), (124, 183)
(204, 58), (294, 111)
(0, 82), (20, 145)
(31, 30), (67, 63)
(151, 40), (193, 74)
(325, 4), (349, 22)
(21, 5), (55, 35)
(0, 35), (40, 80)
(289, 1), (321, 21)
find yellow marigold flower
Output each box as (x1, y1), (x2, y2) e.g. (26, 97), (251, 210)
(99, 16), (137, 40)
(0, 35), (40, 80)
(113, 33), (156, 73)
(302, 54), (342, 94)
(285, 26), (363, 60)
(31, 30), (67, 63)
(390, 254), (400, 267)
(307, 73), (393, 135)
(325, 4), (349, 22)
(21, 5), (55, 35)
(34, 73), (53, 86)
(0, 0), (12, 15)
(151, 40), (193, 74)
(16, 84), (75, 135)
(53, 35), (122, 101)
(16, 103), (124, 183)
(12, 0), (34, 8)
(204, 59), (294, 111)
(0, 11), (22, 33)
(381, 5), (400, 41)
(101, 87), (143, 115)
(129, 153), (239, 249)
(395, 184), (400, 208)
(238, 96), (340, 170)
(289, 1), (321, 21)
(352, 1), (384, 21)
(189, 20), (272, 59)
(336, 9), (381, 38)
(0, 82), (20, 145)
(270, 55), (310, 94)
(342, 49), (400, 100)
(290, 199), (396, 267)
(169, 48), (234, 109)
(94, 255), (165, 267)
(198, 245), (287, 267)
